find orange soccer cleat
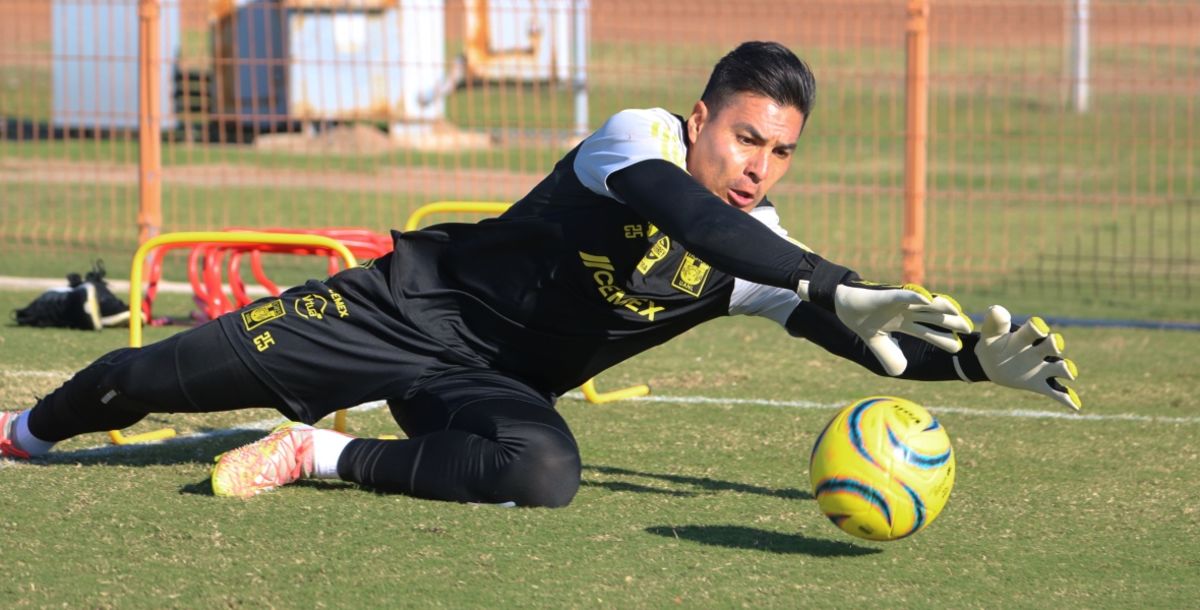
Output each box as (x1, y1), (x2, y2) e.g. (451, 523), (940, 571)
(211, 422), (315, 498)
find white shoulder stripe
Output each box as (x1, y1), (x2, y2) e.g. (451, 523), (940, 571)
(574, 108), (687, 203)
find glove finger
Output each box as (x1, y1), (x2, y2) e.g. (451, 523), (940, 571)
(930, 294), (975, 332)
(897, 322), (964, 353)
(836, 284), (928, 312)
(908, 309), (975, 335)
(1039, 333), (1066, 358)
(981, 305), (1011, 341)
(890, 286), (933, 306)
(900, 283), (934, 302)
(906, 296), (965, 316)
(1012, 315), (1050, 346)
(1046, 377), (1083, 411)
(1043, 357), (1078, 381)
(865, 334), (907, 376)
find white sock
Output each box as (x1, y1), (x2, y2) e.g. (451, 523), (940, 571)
(14, 411), (56, 456)
(310, 428), (354, 480)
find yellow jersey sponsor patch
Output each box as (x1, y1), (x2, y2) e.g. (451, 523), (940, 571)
(242, 299), (286, 331)
(328, 290), (350, 318)
(295, 293), (328, 320)
(636, 235), (671, 275)
(578, 251), (667, 321)
(672, 252), (711, 297)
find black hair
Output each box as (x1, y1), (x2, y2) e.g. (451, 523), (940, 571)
(700, 41), (816, 121)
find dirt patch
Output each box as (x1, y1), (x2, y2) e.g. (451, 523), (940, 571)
(0, 157), (547, 201)
(0, 156), (823, 202)
(254, 122), (495, 155)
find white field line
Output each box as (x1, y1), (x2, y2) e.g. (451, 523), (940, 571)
(559, 392), (1200, 425)
(3, 401), (389, 463)
(17, 370), (1184, 425)
(3, 371), (1196, 462)
(0, 275), (270, 296)
(1, 370), (75, 380)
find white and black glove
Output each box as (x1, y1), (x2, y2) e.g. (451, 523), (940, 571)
(959, 305), (1082, 411)
(798, 262), (974, 376)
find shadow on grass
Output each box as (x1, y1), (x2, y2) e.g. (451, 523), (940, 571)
(40, 428), (266, 468)
(582, 479), (698, 497)
(583, 464), (811, 500)
(645, 525), (881, 556)
(179, 477), (355, 497)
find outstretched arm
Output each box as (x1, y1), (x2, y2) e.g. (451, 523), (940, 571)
(609, 158), (823, 290)
(969, 305), (1082, 411)
(784, 300), (968, 381)
(785, 301), (1082, 410)
(610, 159), (973, 375)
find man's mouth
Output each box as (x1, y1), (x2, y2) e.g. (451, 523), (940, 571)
(728, 188), (755, 208)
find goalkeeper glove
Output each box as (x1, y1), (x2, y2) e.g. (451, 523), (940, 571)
(797, 262), (974, 376)
(964, 305), (1082, 411)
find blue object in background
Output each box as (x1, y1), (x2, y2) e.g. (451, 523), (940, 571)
(213, 0), (445, 128)
(52, 0), (180, 130)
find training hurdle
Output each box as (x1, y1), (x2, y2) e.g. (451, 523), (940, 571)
(405, 201), (651, 405)
(115, 231), (359, 445)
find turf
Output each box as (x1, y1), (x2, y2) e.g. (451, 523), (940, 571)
(1, 289), (1196, 608)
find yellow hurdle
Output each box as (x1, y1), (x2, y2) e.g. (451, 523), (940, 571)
(579, 379), (650, 404)
(404, 202), (651, 405)
(403, 201), (513, 232)
(113, 204), (652, 447)
(113, 231), (359, 445)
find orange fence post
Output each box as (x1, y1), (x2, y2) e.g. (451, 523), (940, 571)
(137, 0), (163, 244)
(902, 0), (930, 286)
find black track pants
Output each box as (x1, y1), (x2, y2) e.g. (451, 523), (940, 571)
(339, 368), (581, 508)
(27, 326), (581, 508)
(27, 320), (283, 442)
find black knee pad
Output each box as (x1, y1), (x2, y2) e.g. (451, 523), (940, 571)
(388, 398), (450, 439)
(493, 422), (582, 508)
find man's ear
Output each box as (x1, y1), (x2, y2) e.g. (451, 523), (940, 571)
(686, 100), (709, 146)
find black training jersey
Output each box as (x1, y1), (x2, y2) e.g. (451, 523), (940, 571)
(388, 109), (804, 394)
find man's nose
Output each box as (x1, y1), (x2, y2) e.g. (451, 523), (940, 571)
(745, 150), (768, 183)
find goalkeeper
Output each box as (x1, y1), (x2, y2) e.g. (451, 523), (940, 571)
(0, 42), (1079, 507)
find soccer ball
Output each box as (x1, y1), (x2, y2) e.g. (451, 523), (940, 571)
(809, 396), (955, 541)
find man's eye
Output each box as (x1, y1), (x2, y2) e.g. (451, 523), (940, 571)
(737, 135), (754, 145)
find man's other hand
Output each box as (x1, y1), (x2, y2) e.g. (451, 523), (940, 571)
(975, 305), (1082, 411)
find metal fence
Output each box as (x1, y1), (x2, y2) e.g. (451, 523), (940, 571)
(1, 0), (1196, 319)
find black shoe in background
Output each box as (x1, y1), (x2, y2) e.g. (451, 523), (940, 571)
(12, 283), (101, 331)
(84, 260), (133, 327)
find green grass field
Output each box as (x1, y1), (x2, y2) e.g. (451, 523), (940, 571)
(1, 289), (1197, 608)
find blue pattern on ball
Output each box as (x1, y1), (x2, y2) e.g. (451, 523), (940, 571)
(815, 477), (893, 527)
(847, 398), (886, 469)
(887, 426), (952, 469)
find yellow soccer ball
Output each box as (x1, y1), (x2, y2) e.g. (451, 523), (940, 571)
(809, 396), (955, 541)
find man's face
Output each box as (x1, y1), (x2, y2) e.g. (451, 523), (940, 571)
(685, 92), (805, 212)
